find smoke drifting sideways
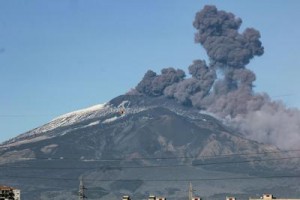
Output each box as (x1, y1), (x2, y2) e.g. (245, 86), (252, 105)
(134, 5), (300, 149)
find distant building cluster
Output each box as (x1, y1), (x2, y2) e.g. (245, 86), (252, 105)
(118, 183), (300, 200)
(0, 185), (20, 200)
(120, 194), (300, 200)
(4, 181), (300, 200)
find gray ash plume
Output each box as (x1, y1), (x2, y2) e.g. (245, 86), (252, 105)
(163, 60), (216, 106)
(193, 5), (264, 69)
(136, 68), (185, 96)
(134, 5), (300, 149)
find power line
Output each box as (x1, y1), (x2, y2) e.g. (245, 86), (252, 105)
(2, 156), (300, 170)
(2, 174), (300, 182)
(10, 149), (300, 162)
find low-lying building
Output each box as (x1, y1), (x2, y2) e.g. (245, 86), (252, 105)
(250, 194), (300, 200)
(148, 195), (166, 200)
(226, 197), (236, 200)
(0, 185), (20, 200)
(192, 197), (201, 200)
(122, 195), (131, 200)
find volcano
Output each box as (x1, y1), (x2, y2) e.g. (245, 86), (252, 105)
(1, 94), (300, 200)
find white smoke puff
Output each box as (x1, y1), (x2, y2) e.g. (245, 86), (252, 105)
(232, 101), (300, 149)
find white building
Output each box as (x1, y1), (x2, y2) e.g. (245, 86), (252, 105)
(0, 185), (20, 200)
(192, 197), (201, 200)
(226, 197), (236, 200)
(12, 189), (20, 200)
(250, 194), (300, 200)
(148, 195), (167, 200)
(122, 195), (131, 200)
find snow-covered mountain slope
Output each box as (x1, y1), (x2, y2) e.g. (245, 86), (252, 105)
(1, 99), (149, 147)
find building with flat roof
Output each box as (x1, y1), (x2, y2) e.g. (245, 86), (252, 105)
(226, 197), (236, 200)
(0, 185), (20, 200)
(250, 194), (300, 200)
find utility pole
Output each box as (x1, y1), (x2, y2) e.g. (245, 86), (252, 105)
(79, 177), (87, 200)
(189, 182), (193, 200)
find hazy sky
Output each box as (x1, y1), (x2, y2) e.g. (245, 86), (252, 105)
(1, 0), (300, 142)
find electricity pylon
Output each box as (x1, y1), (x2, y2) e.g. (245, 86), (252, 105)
(189, 182), (194, 200)
(79, 177), (87, 200)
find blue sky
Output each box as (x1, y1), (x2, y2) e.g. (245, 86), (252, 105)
(0, 0), (300, 142)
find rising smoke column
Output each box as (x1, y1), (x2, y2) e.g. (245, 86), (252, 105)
(134, 5), (300, 149)
(192, 5), (265, 117)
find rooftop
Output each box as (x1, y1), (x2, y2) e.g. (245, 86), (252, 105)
(0, 185), (18, 190)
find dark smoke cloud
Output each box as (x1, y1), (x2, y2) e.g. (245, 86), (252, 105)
(135, 70), (157, 95)
(136, 68), (185, 96)
(134, 5), (300, 149)
(164, 60), (216, 106)
(193, 5), (264, 69)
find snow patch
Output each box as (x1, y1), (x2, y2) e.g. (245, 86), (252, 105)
(118, 100), (130, 108)
(84, 121), (100, 127)
(103, 116), (118, 124)
(52, 104), (106, 121)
